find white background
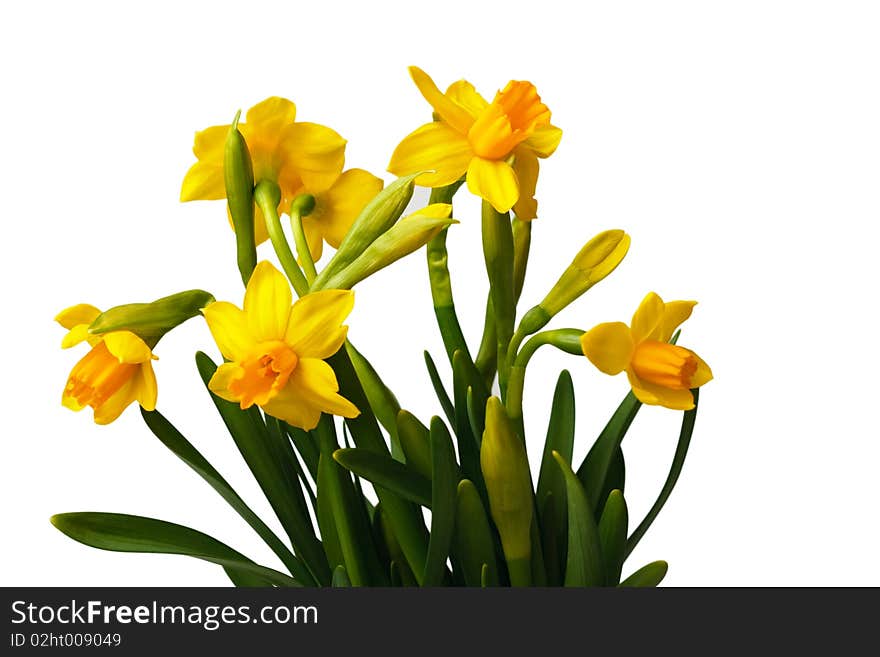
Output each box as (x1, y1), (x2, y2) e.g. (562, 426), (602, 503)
(1, 1), (878, 587)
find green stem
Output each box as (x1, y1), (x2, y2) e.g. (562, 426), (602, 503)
(290, 206), (317, 284)
(481, 202), (515, 395)
(254, 180), (309, 297)
(427, 182), (470, 365)
(506, 555), (532, 587)
(473, 294), (497, 387)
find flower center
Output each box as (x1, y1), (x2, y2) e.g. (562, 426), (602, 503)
(228, 341), (299, 408)
(630, 341), (698, 390)
(468, 81), (551, 160)
(65, 342), (137, 409)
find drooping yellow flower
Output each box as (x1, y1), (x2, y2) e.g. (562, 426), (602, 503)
(202, 261), (359, 430)
(580, 292), (713, 410)
(181, 96), (381, 254)
(56, 304), (158, 424)
(388, 67), (563, 218)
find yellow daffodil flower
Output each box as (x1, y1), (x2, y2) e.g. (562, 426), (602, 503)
(202, 261), (359, 430)
(181, 96), (382, 255)
(56, 304), (158, 424)
(388, 66), (563, 218)
(580, 292), (713, 410)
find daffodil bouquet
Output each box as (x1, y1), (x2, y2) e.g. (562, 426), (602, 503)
(52, 68), (712, 588)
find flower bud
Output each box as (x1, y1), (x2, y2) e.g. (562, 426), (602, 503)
(538, 229), (630, 318)
(224, 111), (256, 283)
(89, 289), (215, 345)
(481, 397), (534, 561)
(318, 204), (455, 290)
(313, 173), (420, 288)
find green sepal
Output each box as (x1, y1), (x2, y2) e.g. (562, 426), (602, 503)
(50, 513), (299, 587)
(553, 451), (604, 587)
(422, 417), (459, 586)
(333, 448), (432, 508)
(619, 561), (668, 587)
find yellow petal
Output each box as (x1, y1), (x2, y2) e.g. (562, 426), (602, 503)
(208, 362), (247, 404)
(92, 378), (138, 425)
(191, 125), (228, 160)
(103, 331), (154, 364)
(180, 161), (224, 202)
(260, 356), (359, 429)
(409, 66), (475, 134)
(316, 169), (385, 248)
(512, 147), (539, 220)
(134, 361), (158, 411)
(627, 370), (695, 410)
(245, 97), (297, 134)
(524, 124), (563, 158)
(631, 292), (665, 343)
(56, 304), (101, 330)
(690, 352), (713, 388)
(660, 300), (697, 342)
(388, 122), (472, 188)
(202, 301), (254, 361)
(285, 289), (354, 359)
(60, 324), (91, 349)
(445, 80), (489, 118)
(466, 157), (519, 213)
(580, 322), (634, 375)
(244, 261), (293, 342)
(281, 122), (346, 192)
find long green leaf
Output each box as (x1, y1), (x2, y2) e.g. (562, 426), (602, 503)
(553, 452), (604, 587)
(195, 352), (329, 586)
(333, 448), (432, 508)
(452, 479), (499, 587)
(422, 417), (459, 586)
(140, 407), (308, 583)
(345, 340), (404, 460)
(283, 423), (320, 483)
(536, 370), (575, 585)
(598, 489), (628, 586)
(625, 389), (700, 559)
(452, 350), (487, 491)
(51, 513), (299, 586)
(332, 565), (352, 587)
(330, 348), (429, 585)
(576, 392), (641, 513)
(619, 560), (668, 587)
(423, 350), (455, 426)
(397, 410), (432, 480)
(223, 567), (274, 587)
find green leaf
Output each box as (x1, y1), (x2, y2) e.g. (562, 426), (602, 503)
(373, 505), (418, 587)
(576, 392), (641, 513)
(333, 448), (432, 508)
(553, 452), (604, 587)
(625, 390), (700, 559)
(598, 489), (628, 586)
(396, 410), (432, 480)
(315, 417), (387, 586)
(452, 350), (487, 491)
(422, 417), (459, 586)
(346, 340), (404, 460)
(536, 370), (575, 585)
(140, 407), (308, 584)
(223, 567), (274, 587)
(195, 352), (329, 586)
(316, 452), (343, 571)
(332, 565), (351, 587)
(424, 350), (455, 427)
(284, 423), (319, 482)
(619, 561), (668, 587)
(452, 479), (499, 587)
(51, 513), (299, 587)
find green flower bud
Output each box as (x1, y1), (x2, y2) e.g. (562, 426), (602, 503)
(538, 229), (631, 318)
(318, 204), (456, 290)
(224, 111), (256, 284)
(481, 397), (534, 563)
(89, 289), (215, 346)
(313, 173), (420, 288)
